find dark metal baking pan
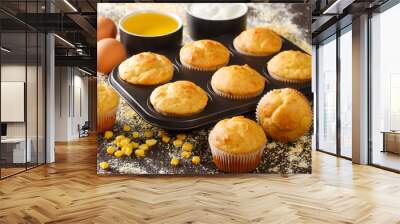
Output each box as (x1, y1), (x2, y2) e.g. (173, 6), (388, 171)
(109, 34), (311, 131)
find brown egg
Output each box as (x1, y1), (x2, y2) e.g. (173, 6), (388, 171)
(97, 38), (126, 74)
(97, 16), (117, 41)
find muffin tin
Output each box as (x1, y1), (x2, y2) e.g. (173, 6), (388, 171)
(109, 34), (311, 131)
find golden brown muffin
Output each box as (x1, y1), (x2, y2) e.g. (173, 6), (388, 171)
(233, 27), (282, 56)
(267, 50), (311, 83)
(119, 52), (174, 86)
(211, 64), (265, 99)
(256, 88), (312, 142)
(97, 84), (120, 133)
(179, 39), (230, 71)
(209, 116), (267, 173)
(150, 80), (208, 117)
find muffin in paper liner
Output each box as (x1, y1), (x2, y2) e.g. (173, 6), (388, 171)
(266, 50), (312, 84)
(255, 88), (312, 143)
(209, 139), (266, 173)
(212, 86), (263, 100)
(150, 80), (208, 117)
(97, 84), (120, 133)
(208, 116), (267, 173)
(233, 39), (272, 57)
(232, 28), (282, 57)
(210, 64), (266, 100)
(179, 39), (230, 72)
(97, 108), (117, 133)
(180, 60), (228, 72)
(268, 70), (311, 84)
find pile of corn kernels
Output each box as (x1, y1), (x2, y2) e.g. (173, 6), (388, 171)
(99, 124), (201, 170)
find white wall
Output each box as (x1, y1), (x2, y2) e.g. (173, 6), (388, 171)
(1, 65), (33, 138)
(54, 66), (89, 141)
(1, 63), (46, 164)
(54, 66), (69, 141)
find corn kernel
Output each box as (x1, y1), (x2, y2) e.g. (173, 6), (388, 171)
(120, 138), (131, 147)
(173, 139), (183, 147)
(114, 150), (124, 158)
(106, 146), (116, 155)
(162, 136), (171, 143)
(99, 161), (109, 169)
(182, 143), (193, 152)
(104, 131), (113, 140)
(181, 151), (191, 159)
(192, 156), (201, 165)
(132, 132), (140, 138)
(122, 144), (133, 152)
(138, 144), (149, 151)
(135, 149), (145, 157)
(145, 139), (157, 147)
(144, 130), (153, 138)
(123, 145), (133, 156)
(176, 134), (187, 140)
(157, 130), (166, 137)
(114, 135), (125, 145)
(123, 124), (131, 132)
(129, 142), (139, 149)
(115, 135), (125, 141)
(170, 157), (180, 166)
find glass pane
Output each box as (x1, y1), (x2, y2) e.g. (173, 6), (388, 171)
(371, 3), (400, 171)
(1, 30), (27, 177)
(317, 36), (337, 154)
(27, 31), (38, 169)
(339, 28), (352, 158)
(38, 33), (45, 165)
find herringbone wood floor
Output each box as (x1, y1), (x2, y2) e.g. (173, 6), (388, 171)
(0, 136), (399, 224)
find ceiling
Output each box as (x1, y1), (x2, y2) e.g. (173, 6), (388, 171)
(1, 0), (395, 73)
(311, 0), (390, 43)
(0, 0), (96, 74)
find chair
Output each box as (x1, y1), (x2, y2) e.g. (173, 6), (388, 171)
(78, 121), (90, 138)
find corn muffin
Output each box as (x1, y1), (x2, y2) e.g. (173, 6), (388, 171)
(209, 116), (267, 173)
(150, 80), (208, 117)
(119, 52), (174, 86)
(211, 64), (265, 99)
(256, 88), (312, 142)
(97, 84), (120, 133)
(267, 50), (311, 83)
(179, 39), (230, 71)
(233, 27), (282, 56)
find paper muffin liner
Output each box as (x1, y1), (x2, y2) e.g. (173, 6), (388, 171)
(153, 105), (204, 118)
(268, 70), (311, 84)
(180, 59), (228, 72)
(97, 108), (117, 133)
(233, 39), (273, 57)
(212, 85), (263, 100)
(209, 140), (265, 173)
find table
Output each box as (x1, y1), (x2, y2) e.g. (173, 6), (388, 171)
(381, 131), (400, 154)
(1, 138), (31, 163)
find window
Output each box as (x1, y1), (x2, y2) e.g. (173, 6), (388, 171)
(370, 2), (400, 171)
(339, 27), (352, 158)
(0, 1), (47, 179)
(317, 36), (337, 154)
